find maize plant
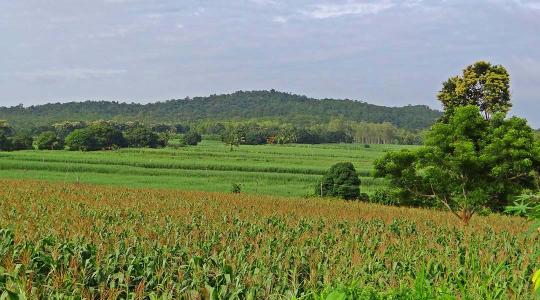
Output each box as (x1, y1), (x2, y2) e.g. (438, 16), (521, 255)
(0, 179), (538, 299)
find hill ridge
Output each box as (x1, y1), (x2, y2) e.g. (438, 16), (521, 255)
(0, 90), (441, 130)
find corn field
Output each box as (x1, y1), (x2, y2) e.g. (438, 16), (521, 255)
(0, 180), (538, 299)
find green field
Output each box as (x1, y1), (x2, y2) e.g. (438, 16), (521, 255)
(0, 141), (411, 197)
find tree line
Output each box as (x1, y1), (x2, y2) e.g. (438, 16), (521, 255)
(214, 119), (423, 147)
(0, 117), (425, 152)
(0, 120), (203, 151)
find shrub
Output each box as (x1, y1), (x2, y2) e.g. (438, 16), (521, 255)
(157, 133), (170, 147)
(244, 131), (268, 145)
(316, 162), (360, 200)
(36, 131), (64, 150)
(231, 183), (242, 194)
(65, 124), (125, 151)
(182, 131), (202, 146)
(124, 126), (161, 148)
(0, 133), (12, 151)
(65, 129), (96, 151)
(10, 133), (34, 150)
(90, 123), (126, 149)
(370, 189), (399, 206)
(358, 193), (370, 201)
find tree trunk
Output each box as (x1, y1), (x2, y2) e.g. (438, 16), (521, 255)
(460, 209), (473, 226)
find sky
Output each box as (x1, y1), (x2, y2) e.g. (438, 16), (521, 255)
(1, 0), (539, 127)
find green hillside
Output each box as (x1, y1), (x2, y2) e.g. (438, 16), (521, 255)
(0, 90), (440, 130)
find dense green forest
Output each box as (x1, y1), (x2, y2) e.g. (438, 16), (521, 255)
(0, 90), (440, 130)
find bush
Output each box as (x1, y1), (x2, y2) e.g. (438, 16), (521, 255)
(231, 183), (242, 194)
(157, 133), (170, 148)
(65, 124), (125, 151)
(244, 131), (268, 145)
(316, 162), (360, 200)
(10, 133), (34, 150)
(65, 129), (96, 151)
(358, 193), (370, 201)
(182, 131), (202, 146)
(370, 189), (399, 206)
(36, 131), (64, 150)
(90, 123), (126, 149)
(0, 133), (12, 151)
(124, 126), (161, 148)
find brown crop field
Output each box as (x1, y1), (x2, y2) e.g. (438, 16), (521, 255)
(0, 179), (538, 299)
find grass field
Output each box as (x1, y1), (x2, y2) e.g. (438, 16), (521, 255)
(0, 141), (409, 197)
(0, 180), (537, 299)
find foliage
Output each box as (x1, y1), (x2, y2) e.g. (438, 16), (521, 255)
(65, 123), (126, 151)
(10, 132), (34, 150)
(0, 180), (537, 298)
(317, 162), (361, 200)
(438, 61), (510, 120)
(0, 133), (12, 151)
(202, 119), (418, 146)
(375, 62), (539, 224)
(0, 120), (14, 151)
(358, 192), (370, 202)
(231, 183), (242, 194)
(221, 126), (245, 151)
(505, 192), (540, 296)
(0, 90), (441, 131)
(182, 131), (202, 146)
(3, 119), (426, 150)
(375, 105), (540, 223)
(91, 122), (127, 149)
(0, 123), (33, 151)
(370, 189), (400, 206)
(36, 131), (64, 150)
(52, 121), (87, 139)
(65, 128), (96, 151)
(124, 125), (162, 148)
(0, 120), (14, 136)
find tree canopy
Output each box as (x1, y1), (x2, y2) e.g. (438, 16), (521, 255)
(438, 61), (510, 120)
(65, 123), (126, 151)
(36, 131), (64, 150)
(317, 162), (361, 200)
(124, 125), (162, 148)
(375, 106), (540, 223)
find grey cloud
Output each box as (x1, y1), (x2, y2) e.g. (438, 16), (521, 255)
(0, 0), (539, 127)
(301, 1), (394, 19)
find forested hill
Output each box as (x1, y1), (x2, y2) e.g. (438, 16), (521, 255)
(0, 90), (441, 130)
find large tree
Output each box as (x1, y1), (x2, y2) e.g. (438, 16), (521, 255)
(124, 125), (161, 148)
(36, 131), (64, 150)
(221, 126), (245, 151)
(438, 61), (510, 120)
(375, 62), (539, 224)
(375, 106), (540, 224)
(65, 123), (126, 151)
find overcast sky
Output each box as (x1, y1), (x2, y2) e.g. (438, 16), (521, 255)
(1, 0), (539, 126)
